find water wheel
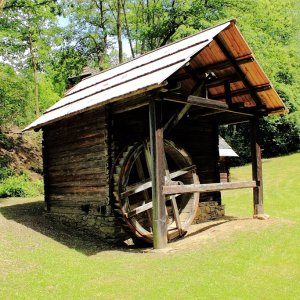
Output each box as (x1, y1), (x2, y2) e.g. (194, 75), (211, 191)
(113, 140), (199, 244)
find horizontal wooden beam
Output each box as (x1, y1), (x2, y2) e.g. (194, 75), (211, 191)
(187, 95), (254, 116)
(206, 74), (240, 88)
(171, 56), (254, 82)
(163, 181), (257, 195)
(215, 37), (261, 106)
(211, 85), (272, 100)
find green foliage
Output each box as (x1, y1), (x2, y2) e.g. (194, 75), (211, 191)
(0, 167), (14, 181)
(0, 64), (34, 126)
(0, 173), (43, 197)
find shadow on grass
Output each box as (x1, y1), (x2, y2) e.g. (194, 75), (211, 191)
(0, 200), (137, 256)
(0, 200), (242, 256)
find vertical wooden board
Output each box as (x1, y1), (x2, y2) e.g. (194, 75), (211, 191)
(250, 118), (264, 215)
(149, 100), (168, 249)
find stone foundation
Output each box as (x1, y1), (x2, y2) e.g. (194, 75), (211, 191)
(45, 209), (127, 243)
(193, 201), (225, 223)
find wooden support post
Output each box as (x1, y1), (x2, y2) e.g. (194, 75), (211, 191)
(250, 118), (264, 215)
(149, 100), (168, 249)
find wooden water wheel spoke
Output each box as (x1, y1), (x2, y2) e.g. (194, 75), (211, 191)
(126, 194), (181, 219)
(120, 165), (196, 199)
(135, 156), (152, 226)
(164, 154), (183, 235)
(144, 143), (152, 177)
(113, 140), (199, 244)
(126, 200), (153, 218)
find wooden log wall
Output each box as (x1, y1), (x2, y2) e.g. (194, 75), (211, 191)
(43, 108), (110, 216)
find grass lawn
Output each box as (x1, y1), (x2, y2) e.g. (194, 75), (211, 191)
(0, 153), (299, 299)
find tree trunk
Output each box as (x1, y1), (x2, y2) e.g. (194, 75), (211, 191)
(117, 0), (123, 63)
(28, 33), (39, 117)
(121, 0), (135, 58)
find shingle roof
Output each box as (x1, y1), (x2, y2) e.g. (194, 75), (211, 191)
(24, 20), (286, 131)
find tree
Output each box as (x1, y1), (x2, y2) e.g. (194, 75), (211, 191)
(0, 0), (60, 117)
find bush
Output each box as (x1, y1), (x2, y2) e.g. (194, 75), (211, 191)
(0, 174), (43, 198)
(0, 167), (14, 181)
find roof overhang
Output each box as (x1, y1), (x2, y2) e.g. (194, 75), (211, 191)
(24, 19), (287, 131)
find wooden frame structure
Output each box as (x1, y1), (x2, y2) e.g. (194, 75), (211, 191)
(25, 20), (286, 249)
(148, 96), (264, 248)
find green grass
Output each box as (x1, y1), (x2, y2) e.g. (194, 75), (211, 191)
(0, 153), (299, 299)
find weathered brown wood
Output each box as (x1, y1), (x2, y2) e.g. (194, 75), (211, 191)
(48, 152), (106, 167)
(47, 145), (104, 161)
(49, 186), (107, 194)
(211, 85), (272, 100)
(49, 179), (104, 188)
(42, 129), (50, 211)
(49, 167), (105, 177)
(214, 37), (262, 107)
(206, 74), (240, 88)
(171, 56), (254, 81)
(48, 159), (106, 172)
(187, 95), (254, 117)
(46, 119), (106, 139)
(120, 165), (196, 199)
(126, 201), (153, 218)
(46, 127), (106, 146)
(48, 173), (106, 183)
(112, 97), (150, 114)
(149, 100), (168, 249)
(224, 80), (232, 105)
(49, 192), (107, 202)
(46, 135), (106, 154)
(163, 181), (257, 194)
(164, 155), (182, 235)
(250, 118), (264, 215)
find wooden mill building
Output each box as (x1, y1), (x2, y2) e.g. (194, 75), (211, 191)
(25, 20), (286, 248)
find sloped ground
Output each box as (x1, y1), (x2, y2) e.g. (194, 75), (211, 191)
(0, 126), (42, 180)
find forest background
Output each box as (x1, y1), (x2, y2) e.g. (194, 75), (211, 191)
(0, 0), (299, 196)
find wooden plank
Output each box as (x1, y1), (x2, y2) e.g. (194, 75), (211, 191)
(48, 159), (106, 172)
(214, 37), (262, 107)
(187, 95), (254, 117)
(149, 100), (168, 249)
(163, 181), (257, 195)
(49, 186), (106, 194)
(164, 155), (182, 235)
(49, 192), (108, 202)
(250, 118), (264, 215)
(211, 85), (271, 100)
(46, 122), (107, 143)
(171, 56), (254, 81)
(48, 173), (107, 183)
(126, 201), (153, 218)
(46, 136), (106, 154)
(48, 152), (105, 167)
(42, 129), (50, 211)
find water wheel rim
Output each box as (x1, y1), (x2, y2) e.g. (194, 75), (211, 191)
(113, 139), (199, 243)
